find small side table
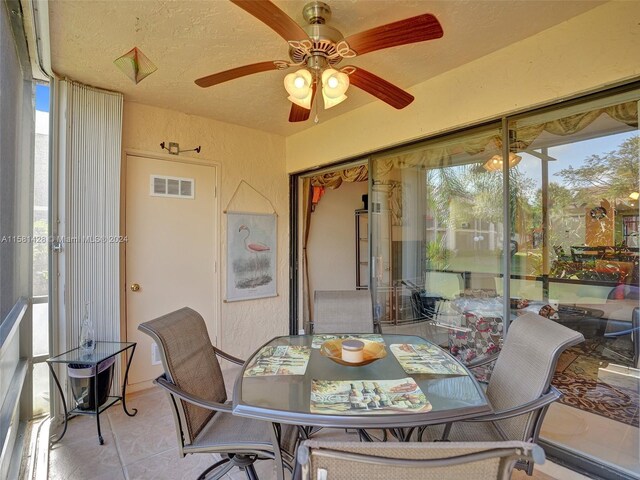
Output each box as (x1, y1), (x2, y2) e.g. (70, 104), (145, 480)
(46, 341), (137, 445)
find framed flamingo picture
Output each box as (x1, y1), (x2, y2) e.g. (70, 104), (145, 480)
(226, 212), (277, 301)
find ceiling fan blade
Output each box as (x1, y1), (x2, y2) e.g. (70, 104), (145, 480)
(342, 13), (443, 56)
(195, 61), (288, 88)
(289, 104), (311, 123)
(289, 84), (317, 123)
(230, 0), (310, 42)
(344, 67), (414, 109)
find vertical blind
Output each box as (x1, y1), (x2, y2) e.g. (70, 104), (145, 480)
(64, 81), (123, 392)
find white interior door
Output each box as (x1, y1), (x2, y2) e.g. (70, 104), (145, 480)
(125, 153), (218, 388)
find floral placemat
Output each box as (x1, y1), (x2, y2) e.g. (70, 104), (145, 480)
(311, 334), (384, 349)
(310, 378), (432, 415)
(390, 343), (468, 375)
(243, 345), (310, 377)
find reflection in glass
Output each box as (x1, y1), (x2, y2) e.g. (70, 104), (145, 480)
(32, 362), (49, 417)
(370, 125), (505, 368)
(368, 92), (639, 476)
(510, 95), (639, 476)
(32, 303), (49, 357)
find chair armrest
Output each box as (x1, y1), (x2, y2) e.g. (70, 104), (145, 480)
(466, 386), (561, 423)
(604, 327), (640, 338)
(213, 346), (245, 365)
(155, 375), (233, 413)
(465, 352), (500, 369)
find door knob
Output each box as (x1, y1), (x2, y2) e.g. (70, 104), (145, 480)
(130, 283), (141, 292)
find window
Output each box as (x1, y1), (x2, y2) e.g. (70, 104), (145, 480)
(32, 83), (50, 417)
(510, 92), (639, 476)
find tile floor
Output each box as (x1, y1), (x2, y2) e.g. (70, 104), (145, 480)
(542, 402), (640, 476)
(45, 381), (587, 480)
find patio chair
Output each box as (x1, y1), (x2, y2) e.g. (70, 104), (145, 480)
(421, 312), (584, 475)
(402, 279), (442, 322)
(138, 307), (297, 480)
(295, 439), (544, 480)
(312, 290), (377, 334)
(604, 306), (640, 368)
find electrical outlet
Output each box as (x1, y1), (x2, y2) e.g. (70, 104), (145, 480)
(151, 342), (161, 365)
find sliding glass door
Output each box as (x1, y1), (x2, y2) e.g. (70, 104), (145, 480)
(368, 88), (639, 477)
(509, 92), (639, 476)
(370, 124), (506, 359)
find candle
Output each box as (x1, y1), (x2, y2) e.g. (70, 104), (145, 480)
(342, 340), (365, 363)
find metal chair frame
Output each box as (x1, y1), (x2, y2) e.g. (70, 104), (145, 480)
(418, 313), (584, 475)
(139, 310), (295, 480)
(296, 440), (544, 480)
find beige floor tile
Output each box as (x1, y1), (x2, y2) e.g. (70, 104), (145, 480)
(111, 415), (178, 466)
(542, 402), (640, 474)
(123, 448), (219, 480)
(49, 413), (114, 447)
(49, 426), (121, 480)
(107, 387), (170, 427)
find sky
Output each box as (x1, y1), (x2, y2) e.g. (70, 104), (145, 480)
(518, 130), (638, 191)
(35, 84), (49, 112)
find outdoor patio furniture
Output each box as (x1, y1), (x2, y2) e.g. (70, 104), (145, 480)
(420, 312), (584, 475)
(138, 307), (296, 480)
(233, 334), (490, 433)
(604, 306), (640, 368)
(295, 439), (544, 480)
(312, 290), (376, 334)
(401, 279), (443, 323)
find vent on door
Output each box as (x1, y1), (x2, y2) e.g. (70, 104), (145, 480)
(150, 175), (194, 199)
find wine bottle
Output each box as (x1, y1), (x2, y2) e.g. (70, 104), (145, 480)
(361, 382), (376, 409)
(374, 382), (389, 407)
(349, 383), (365, 409)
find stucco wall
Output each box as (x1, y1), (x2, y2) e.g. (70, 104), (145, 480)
(286, 1), (640, 172)
(121, 102), (288, 359)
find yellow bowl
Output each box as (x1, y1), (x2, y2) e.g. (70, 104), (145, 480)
(320, 339), (387, 366)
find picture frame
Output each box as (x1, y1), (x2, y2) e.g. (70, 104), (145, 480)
(226, 212), (277, 302)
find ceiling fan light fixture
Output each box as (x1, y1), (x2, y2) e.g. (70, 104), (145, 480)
(323, 93), (347, 109)
(321, 68), (349, 98)
(284, 69), (313, 100)
(287, 92), (313, 110)
(483, 152), (522, 172)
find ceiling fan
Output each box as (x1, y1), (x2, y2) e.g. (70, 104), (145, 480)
(195, 0), (443, 123)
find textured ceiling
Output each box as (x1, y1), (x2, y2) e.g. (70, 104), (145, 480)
(48, 0), (603, 136)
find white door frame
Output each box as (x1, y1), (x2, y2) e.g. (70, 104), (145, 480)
(122, 149), (222, 348)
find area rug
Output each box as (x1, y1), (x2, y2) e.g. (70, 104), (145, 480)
(552, 338), (639, 428)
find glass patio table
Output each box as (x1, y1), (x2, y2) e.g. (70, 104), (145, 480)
(232, 334), (491, 430)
